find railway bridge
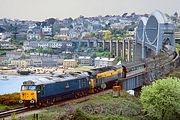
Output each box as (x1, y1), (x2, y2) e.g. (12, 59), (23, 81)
(122, 10), (177, 95)
(71, 39), (133, 62)
(136, 10), (176, 59)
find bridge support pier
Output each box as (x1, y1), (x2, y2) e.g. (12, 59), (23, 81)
(78, 41), (81, 48)
(122, 40), (126, 61)
(116, 40), (120, 57)
(87, 40), (90, 47)
(133, 86), (142, 96)
(133, 44), (135, 61)
(103, 40), (105, 51)
(127, 40), (131, 62)
(146, 48), (154, 58)
(135, 43), (142, 61)
(110, 40), (113, 54)
(93, 40), (98, 47)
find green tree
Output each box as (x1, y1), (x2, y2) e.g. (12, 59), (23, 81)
(140, 78), (180, 120)
(96, 47), (104, 52)
(36, 48), (53, 54)
(90, 32), (96, 37)
(103, 30), (113, 41)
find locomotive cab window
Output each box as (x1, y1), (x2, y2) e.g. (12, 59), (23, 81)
(21, 85), (37, 90)
(21, 85), (28, 90)
(29, 86), (36, 90)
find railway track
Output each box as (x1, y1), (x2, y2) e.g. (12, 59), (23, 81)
(0, 107), (28, 119)
(144, 51), (179, 83)
(0, 90), (112, 119)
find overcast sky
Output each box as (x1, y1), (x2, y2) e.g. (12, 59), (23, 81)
(0, 0), (179, 21)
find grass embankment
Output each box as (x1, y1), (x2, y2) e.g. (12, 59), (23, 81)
(30, 91), (143, 120)
(0, 93), (22, 111)
(0, 104), (22, 112)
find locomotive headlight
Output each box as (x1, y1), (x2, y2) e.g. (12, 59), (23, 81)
(30, 100), (35, 104)
(19, 100), (23, 104)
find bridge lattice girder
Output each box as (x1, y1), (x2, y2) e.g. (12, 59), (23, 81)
(136, 10), (176, 59)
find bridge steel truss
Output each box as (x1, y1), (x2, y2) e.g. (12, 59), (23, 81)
(121, 11), (178, 94)
(136, 10), (175, 60)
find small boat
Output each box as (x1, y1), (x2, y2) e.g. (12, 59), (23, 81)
(0, 76), (8, 80)
(17, 70), (31, 75)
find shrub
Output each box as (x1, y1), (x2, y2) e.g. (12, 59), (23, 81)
(0, 93), (20, 105)
(140, 77), (180, 120)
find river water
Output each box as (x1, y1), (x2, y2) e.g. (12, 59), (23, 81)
(0, 75), (135, 95)
(0, 75), (49, 95)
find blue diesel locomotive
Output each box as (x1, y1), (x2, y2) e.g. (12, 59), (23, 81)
(19, 73), (90, 106)
(19, 64), (146, 107)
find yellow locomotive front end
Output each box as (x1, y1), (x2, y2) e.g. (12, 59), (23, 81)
(19, 81), (37, 105)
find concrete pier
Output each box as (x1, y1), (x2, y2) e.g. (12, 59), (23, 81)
(116, 40), (120, 56)
(71, 39), (134, 61)
(127, 40), (131, 62)
(122, 40), (126, 61)
(110, 40), (113, 54)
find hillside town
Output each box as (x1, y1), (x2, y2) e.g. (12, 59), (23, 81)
(0, 12), (179, 75)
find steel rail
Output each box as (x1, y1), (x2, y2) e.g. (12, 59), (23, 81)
(0, 107), (28, 118)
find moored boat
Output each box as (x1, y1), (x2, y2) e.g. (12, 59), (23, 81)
(0, 75), (8, 80)
(17, 70), (31, 75)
